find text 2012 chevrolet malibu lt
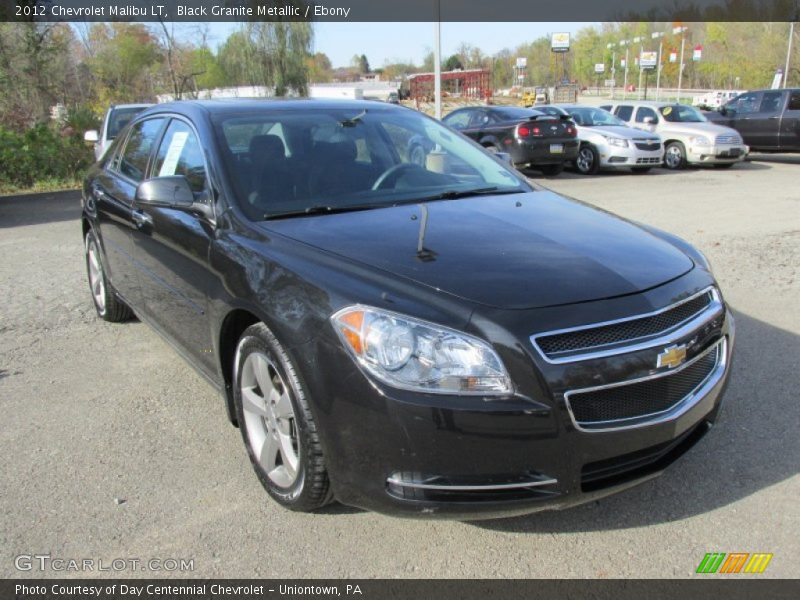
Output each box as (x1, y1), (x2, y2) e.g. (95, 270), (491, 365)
(82, 100), (734, 518)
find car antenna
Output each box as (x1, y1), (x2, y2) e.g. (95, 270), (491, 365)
(339, 109), (367, 127)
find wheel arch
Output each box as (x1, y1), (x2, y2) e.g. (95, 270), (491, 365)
(218, 308), (262, 426)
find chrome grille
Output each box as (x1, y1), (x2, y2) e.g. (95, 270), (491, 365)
(636, 157), (662, 164)
(565, 339), (725, 430)
(715, 134), (742, 145)
(533, 289), (715, 360)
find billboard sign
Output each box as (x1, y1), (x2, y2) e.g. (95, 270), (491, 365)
(551, 32), (570, 52)
(516, 57), (527, 68)
(693, 45), (703, 61)
(594, 63), (606, 74)
(640, 51), (658, 69)
(669, 49), (678, 63)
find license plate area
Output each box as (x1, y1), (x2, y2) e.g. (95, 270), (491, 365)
(550, 144), (564, 154)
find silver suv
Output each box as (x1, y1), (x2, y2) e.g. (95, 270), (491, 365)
(84, 104), (153, 160)
(600, 101), (748, 170)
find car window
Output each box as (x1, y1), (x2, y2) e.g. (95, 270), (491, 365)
(789, 91), (800, 111)
(615, 105), (634, 121)
(599, 105), (612, 112)
(760, 91), (784, 113)
(118, 118), (166, 182)
(469, 110), (490, 127)
(442, 110), (472, 129)
(152, 119), (208, 196)
(635, 107), (659, 123)
(659, 105), (707, 122)
(730, 92), (761, 114)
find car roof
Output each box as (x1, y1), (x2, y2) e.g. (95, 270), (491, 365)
(138, 98), (408, 121)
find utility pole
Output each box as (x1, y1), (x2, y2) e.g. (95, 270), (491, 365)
(434, 4), (441, 119)
(607, 42), (616, 99)
(621, 41), (629, 100)
(652, 31), (665, 100)
(634, 37), (643, 99)
(675, 26), (688, 102)
(785, 21), (795, 88)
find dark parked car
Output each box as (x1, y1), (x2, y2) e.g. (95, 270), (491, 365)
(82, 99), (734, 519)
(441, 106), (579, 175)
(706, 88), (800, 151)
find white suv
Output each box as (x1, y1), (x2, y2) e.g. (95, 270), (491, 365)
(84, 104), (153, 160)
(600, 101), (748, 170)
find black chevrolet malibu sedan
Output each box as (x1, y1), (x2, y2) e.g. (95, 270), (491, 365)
(81, 99), (734, 518)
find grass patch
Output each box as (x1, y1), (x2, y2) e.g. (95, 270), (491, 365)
(0, 178), (82, 196)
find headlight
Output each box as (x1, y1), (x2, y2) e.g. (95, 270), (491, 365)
(602, 135), (628, 148)
(689, 135), (711, 146)
(332, 306), (512, 395)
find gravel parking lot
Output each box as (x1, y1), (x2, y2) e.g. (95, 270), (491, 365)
(1, 155), (798, 579)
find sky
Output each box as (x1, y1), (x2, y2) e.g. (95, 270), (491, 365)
(206, 22), (598, 68)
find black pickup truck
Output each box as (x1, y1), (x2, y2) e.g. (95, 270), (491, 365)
(442, 106), (579, 175)
(706, 88), (800, 152)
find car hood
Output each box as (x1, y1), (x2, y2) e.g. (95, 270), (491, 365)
(657, 121), (739, 137)
(580, 125), (657, 140)
(261, 191), (694, 310)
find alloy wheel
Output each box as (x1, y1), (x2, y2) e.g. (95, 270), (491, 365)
(240, 351), (300, 488)
(87, 239), (106, 313)
(577, 147), (595, 173)
(665, 145), (683, 168)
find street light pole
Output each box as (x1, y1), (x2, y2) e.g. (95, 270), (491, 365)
(652, 31), (665, 100)
(677, 35), (686, 102)
(785, 21), (795, 88)
(434, 14), (441, 119)
(621, 41), (629, 99)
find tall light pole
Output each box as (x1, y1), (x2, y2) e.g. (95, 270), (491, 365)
(785, 21), (795, 88)
(434, 12), (441, 119)
(633, 37), (645, 99)
(652, 31), (665, 100)
(620, 40), (629, 99)
(674, 26), (688, 102)
(607, 42), (616, 99)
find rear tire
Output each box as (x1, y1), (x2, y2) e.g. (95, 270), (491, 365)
(234, 322), (332, 512)
(664, 141), (687, 170)
(575, 144), (600, 175)
(538, 163), (565, 176)
(84, 230), (133, 322)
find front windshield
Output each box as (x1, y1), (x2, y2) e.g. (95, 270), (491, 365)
(566, 107), (625, 127)
(658, 104), (707, 123)
(213, 106), (528, 220)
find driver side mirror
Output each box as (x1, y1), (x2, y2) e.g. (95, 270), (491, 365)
(720, 106), (734, 116)
(135, 175), (195, 209)
(643, 116), (656, 125)
(84, 130), (99, 143)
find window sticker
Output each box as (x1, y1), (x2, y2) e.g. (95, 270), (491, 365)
(158, 131), (190, 176)
(662, 106), (673, 116)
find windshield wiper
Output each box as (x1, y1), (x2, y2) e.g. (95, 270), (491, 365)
(414, 186), (525, 203)
(265, 203), (384, 220)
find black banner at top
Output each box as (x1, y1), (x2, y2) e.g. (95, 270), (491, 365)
(2, 0), (800, 22)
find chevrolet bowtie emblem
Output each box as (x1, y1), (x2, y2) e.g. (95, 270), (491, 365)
(657, 344), (687, 369)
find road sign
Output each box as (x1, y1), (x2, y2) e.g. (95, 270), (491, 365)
(604, 79), (616, 87)
(594, 63), (605, 74)
(551, 32), (570, 52)
(516, 57), (527, 68)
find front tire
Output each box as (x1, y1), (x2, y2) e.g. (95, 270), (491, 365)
(84, 230), (133, 322)
(575, 144), (600, 175)
(664, 141), (687, 170)
(234, 323), (332, 512)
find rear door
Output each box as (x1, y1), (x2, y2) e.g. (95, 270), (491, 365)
(780, 90), (800, 151)
(129, 117), (217, 375)
(613, 104), (635, 126)
(91, 117), (167, 310)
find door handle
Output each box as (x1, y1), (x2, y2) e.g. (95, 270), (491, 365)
(132, 210), (153, 227)
(768, 115), (781, 119)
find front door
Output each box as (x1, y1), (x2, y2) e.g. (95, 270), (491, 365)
(129, 117), (217, 376)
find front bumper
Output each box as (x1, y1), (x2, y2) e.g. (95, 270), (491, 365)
(687, 143), (749, 164)
(597, 143), (663, 169)
(301, 275), (734, 519)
